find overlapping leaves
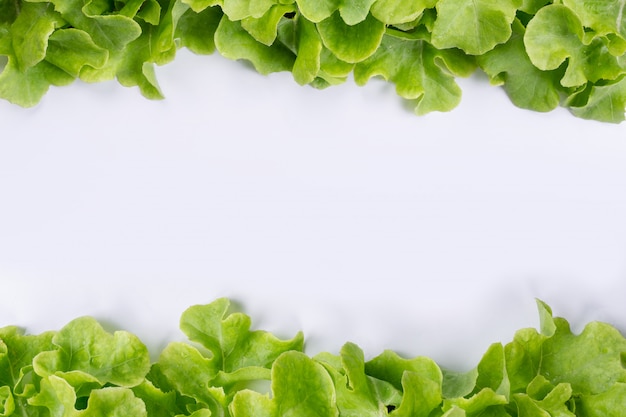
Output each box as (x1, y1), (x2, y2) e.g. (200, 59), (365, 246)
(1, 298), (626, 416)
(3, 0), (626, 121)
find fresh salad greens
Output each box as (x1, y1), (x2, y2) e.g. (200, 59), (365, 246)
(1, 298), (625, 416)
(2, 0), (626, 122)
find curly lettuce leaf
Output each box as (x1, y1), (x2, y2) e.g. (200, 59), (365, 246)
(221, 0), (277, 21)
(478, 19), (563, 113)
(431, 0), (522, 55)
(43, 0), (142, 51)
(370, 0), (436, 25)
(156, 298), (304, 415)
(230, 351), (338, 417)
(568, 77), (626, 123)
(240, 4), (295, 46)
(178, 298), (304, 373)
(45, 29), (109, 77)
(561, 0), (626, 38)
(215, 15), (295, 74)
(10, 2), (64, 70)
(316, 12), (385, 64)
(296, 0), (377, 25)
(524, 4), (626, 88)
(353, 31), (475, 114)
(33, 316), (151, 388)
(175, 5), (223, 54)
(314, 343), (399, 416)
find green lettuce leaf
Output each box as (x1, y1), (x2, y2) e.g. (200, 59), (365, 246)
(370, 0), (436, 25)
(478, 19), (563, 113)
(315, 343), (397, 416)
(296, 0), (378, 25)
(431, 0), (522, 55)
(524, 4), (626, 88)
(561, 0), (626, 38)
(353, 31), (475, 114)
(33, 316), (151, 388)
(215, 15), (295, 74)
(10, 1), (64, 70)
(568, 77), (626, 123)
(175, 5), (223, 55)
(230, 351), (339, 417)
(316, 12), (385, 64)
(44, 0), (142, 51)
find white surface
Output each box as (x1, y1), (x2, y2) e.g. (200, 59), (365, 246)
(1, 49), (626, 369)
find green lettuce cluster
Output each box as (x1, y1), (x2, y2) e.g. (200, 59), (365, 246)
(2, 0), (626, 121)
(1, 298), (626, 416)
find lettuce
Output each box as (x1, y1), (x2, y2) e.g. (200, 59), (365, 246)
(1, 298), (625, 416)
(2, 0), (626, 121)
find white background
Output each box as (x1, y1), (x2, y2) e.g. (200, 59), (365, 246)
(1, 49), (626, 369)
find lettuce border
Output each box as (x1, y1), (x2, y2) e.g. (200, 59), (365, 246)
(1, 298), (626, 416)
(2, 0), (626, 122)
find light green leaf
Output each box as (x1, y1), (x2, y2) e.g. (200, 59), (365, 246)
(55, 371), (101, 398)
(296, 0), (338, 23)
(478, 19), (563, 113)
(443, 388), (508, 415)
(45, 29), (109, 77)
(316, 12), (385, 64)
(475, 343), (510, 399)
(370, 0), (436, 25)
(47, 0), (142, 51)
(562, 0), (626, 38)
(177, 298), (304, 373)
(292, 16), (323, 85)
(28, 375), (78, 417)
(512, 377), (575, 417)
(392, 371), (443, 417)
(505, 327), (547, 394)
(336, 0), (378, 25)
(354, 33), (474, 114)
(215, 15), (295, 74)
(175, 5), (223, 54)
(442, 368), (478, 399)
(0, 55), (74, 106)
(222, 0), (277, 21)
(520, 0), (551, 14)
(315, 343), (388, 417)
(540, 318), (626, 395)
(272, 351), (338, 417)
(536, 299), (557, 337)
(524, 4), (626, 88)
(77, 388), (147, 417)
(10, 2), (64, 70)
(296, 0), (380, 25)
(132, 379), (184, 417)
(364, 349), (442, 391)
(568, 77), (626, 123)
(0, 327), (56, 389)
(431, 0), (522, 55)
(33, 317), (151, 388)
(182, 0), (221, 13)
(241, 4), (296, 46)
(227, 352), (336, 416)
(0, 386), (14, 417)
(230, 390), (276, 417)
(577, 382), (626, 417)
(156, 342), (218, 405)
(115, 26), (167, 99)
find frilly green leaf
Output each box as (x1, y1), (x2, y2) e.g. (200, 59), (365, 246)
(431, 0), (522, 55)
(353, 33), (475, 114)
(32, 317), (151, 388)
